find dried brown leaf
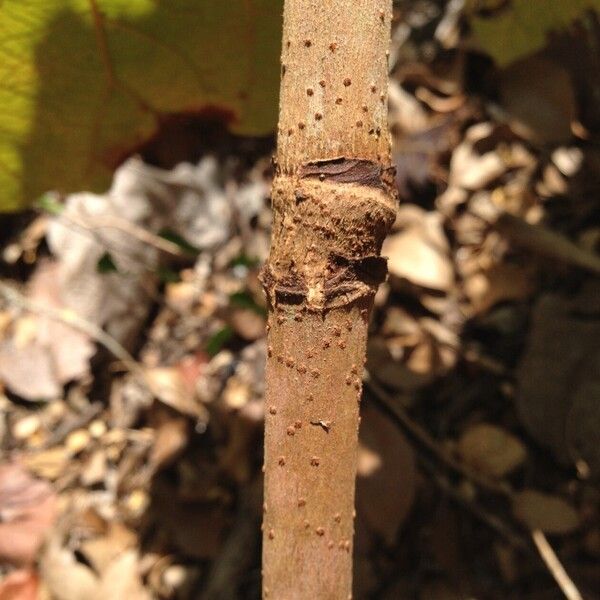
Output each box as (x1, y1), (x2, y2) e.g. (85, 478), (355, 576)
(367, 337), (437, 391)
(513, 490), (580, 535)
(0, 262), (95, 401)
(22, 447), (70, 481)
(0, 463), (57, 566)
(384, 212), (454, 291)
(79, 523), (137, 576)
(449, 123), (507, 190)
(517, 283), (600, 477)
(94, 550), (151, 600)
(499, 56), (576, 145)
(356, 402), (416, 545)
(457, 423), (527, 478)
(149, 417), (189, 472)
(464, 263), (534, 314)
(40, 539), (98, 600)
(80, 450), (107, 487)
(228, 308), (266, 341)
(145, 366), (207, 420)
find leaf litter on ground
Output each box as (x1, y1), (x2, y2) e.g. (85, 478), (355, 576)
(1, 3), (600, 598)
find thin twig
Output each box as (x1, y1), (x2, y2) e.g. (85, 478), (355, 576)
(40, 402), (103, 450)
(81, 214), (187, 257)
(489, 211), (600, 275)
(0, 279), (144, 381)
(203, 478), (262, 599)
(532, 529), (583, 600)
(365, 374), (511, 497)
(367, 374), (586, 600)
(418, 454), (530, 551)
(52, 210), (187, 258)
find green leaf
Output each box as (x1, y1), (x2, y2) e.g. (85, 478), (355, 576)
(229, 290), (267, 316)
(205, 325), (234, 357)
(96, 251), (118, 273)
(36, 193), (64, 216)
(157, 228), (199, 257)
(155, 265), (180, 283)
(469, 0), (600, 67)
(230, 253), (260, 268)
(0, 0), (282, 212)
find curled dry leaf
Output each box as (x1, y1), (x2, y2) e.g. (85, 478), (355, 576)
(517, 282), (600, 477)
(353, 402), (416, 598)
(79, 522), (137, 575)
(463, 263), (535, 315)
(80, 450), (107, 487)
(498, 56), (576, 145)
(26, 262), (95, 384)
(457, 423), (527, 478)
(22, 447), (70, 481)
(0, 262), (95, 400)
(0, 338), (60, 400)
(449, 123), (507, 191)
(228, 308), (266, 341)
(388, 80), (430, 135)
(145, 366), (208, 421)
(40, 155), (240, 375)
(384, 210), (454, 292)
(0, 463), (57, 566)
(356, 402), (416, 546)
(369, 308), (458, 391)
(512, 490), (580, 535)
(222, 377), (252, 410)
(40, 538), (99, 600)
(149, 417), (189, 472)
(93, 550), (151, 600)
(367, 337), (438, 391)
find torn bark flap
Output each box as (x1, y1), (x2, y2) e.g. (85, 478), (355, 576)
(329, 254), (388, 286)
(260, 254), (388, 311)
(299, 158), (384, 189)
(323, 254), (387, 301)
(259, 265), (308, 305)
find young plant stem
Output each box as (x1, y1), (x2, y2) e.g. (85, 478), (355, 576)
(261, 1), (396, 598)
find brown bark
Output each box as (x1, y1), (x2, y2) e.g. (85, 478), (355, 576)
(261, 2), (396, 598)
